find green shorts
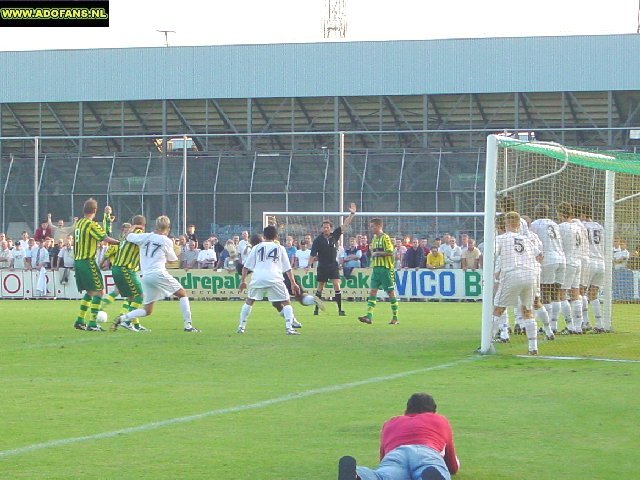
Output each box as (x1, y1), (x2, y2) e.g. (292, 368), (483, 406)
(74, 258), (104, 293)
(371, 266), (396, 292)
(111, 265), (142, 298)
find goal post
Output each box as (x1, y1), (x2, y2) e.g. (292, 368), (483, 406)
(481, 134), (640, 359)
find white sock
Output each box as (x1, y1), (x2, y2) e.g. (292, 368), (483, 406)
(491, 315), (501, 339)
(524, 319), (538, 351)
(123, 308), (146, 321)
(590, 299), (603, 328)
(500, 311), (509, 330)
(282, 304), (294, 329)
(513, 307), (522, 326)
(179, 297), (192, 325)
(535, 307), (552, 336)
(561, 300), (573, 329)
(552, 301), (560, 322)
(571, 299), (583, 332)
(544, 304), (555, 330)
(239, 303), (252, 327)
(582, 295), (589, 322)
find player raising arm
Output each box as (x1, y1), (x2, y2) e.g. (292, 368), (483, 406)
(307, 202), (357, 316)
(73, 198), (120, 332)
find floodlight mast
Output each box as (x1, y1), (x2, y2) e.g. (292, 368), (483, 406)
(322, 0), (347, 38)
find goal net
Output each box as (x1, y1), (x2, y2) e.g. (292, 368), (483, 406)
(480, 134), (640, 360)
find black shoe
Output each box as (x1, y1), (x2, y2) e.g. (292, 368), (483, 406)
(421, 466), (445, 480)
(74, 322), (86, 331)
(338, 310), (346, 316)
(358, 315), (372, 325)
(338, 456), (357, 480)
(313, 309), (319, 316)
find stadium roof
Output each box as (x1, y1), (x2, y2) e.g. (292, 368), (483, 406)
(1, 34), (639, 104)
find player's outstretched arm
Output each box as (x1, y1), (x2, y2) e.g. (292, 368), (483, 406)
(342, 202), (357, 230)
(285, 269), (300, 296)
(239, 266), (250, 293)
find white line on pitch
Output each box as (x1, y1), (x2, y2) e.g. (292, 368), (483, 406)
(514, 354), (640, 363)
(0, 356), (480, 459)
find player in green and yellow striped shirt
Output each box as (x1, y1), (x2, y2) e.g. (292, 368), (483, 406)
(73, 198), (119, 331)
(358, 218), (400, 325)
(100, 216), (148, 332)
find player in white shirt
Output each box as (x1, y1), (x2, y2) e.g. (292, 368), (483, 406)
(493, 212), (541, 355)
(571, 205), (591, 328)
(530, 204), (566, 333)
(237, 225), (301, 335)
(522, 215), (554, 340)
(578, 204), (607, 332)
(111, 215), (200, 332)
(557, 202), (584, 334)
(498, 194), (529, 235)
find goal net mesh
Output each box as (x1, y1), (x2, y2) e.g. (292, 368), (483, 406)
(484, 136), (640, 360)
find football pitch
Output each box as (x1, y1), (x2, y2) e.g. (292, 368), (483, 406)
(0, 300), (637, 479)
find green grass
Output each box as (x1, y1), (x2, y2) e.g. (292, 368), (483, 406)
(0, 300), (638, 479)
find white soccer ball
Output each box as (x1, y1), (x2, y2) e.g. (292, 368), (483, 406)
(96, 311), (109, 323)
(300, 294), (316, 307)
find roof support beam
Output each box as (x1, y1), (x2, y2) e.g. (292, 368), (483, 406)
(168, 100), (204, 151)
(426, 97), (453, 148)
(84, 103), (121, 151)
(252, 99), (285, 150)
(383, 96), (422, 147)
(45, 103), (78, 148)
(209, 99), (248, 150)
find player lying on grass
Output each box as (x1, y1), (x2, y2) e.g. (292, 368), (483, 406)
(338, 392), (460, 480)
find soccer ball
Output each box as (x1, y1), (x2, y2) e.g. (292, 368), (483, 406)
(299, 294), (316, 307)
(96, 311), (108, 323)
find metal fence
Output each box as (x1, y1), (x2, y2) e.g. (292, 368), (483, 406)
(0, 131), (495, 240)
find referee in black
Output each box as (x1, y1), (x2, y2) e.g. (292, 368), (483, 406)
(308, 202), (357, 316)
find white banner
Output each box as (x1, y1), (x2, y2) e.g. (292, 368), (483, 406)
(0, 268), (636, 300)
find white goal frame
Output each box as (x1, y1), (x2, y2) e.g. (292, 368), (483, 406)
(479, 134), (616, 354)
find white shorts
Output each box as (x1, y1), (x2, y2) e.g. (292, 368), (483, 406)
(141, 270), (183, 304)
(540, 262), (565, 285)
(494, 270), (536, 309)
(247, 281), (290, 302)
(588, 259), (605, 288)
(579, 258), (590, 287)
(560, 264), (581, 290)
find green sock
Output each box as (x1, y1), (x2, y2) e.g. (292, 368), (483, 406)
(76, 294), (91, 325)
(87, 295), (102, 328)
(390, 297), (399, 321)
(366, 296), (377, 320)
(119, 300), (131, 316)
(100, 290), (118, 309)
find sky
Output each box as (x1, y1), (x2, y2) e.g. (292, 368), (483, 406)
(0, 0), (638, 51)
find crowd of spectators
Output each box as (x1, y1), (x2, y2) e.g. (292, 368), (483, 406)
(2, 218), (639, 280)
